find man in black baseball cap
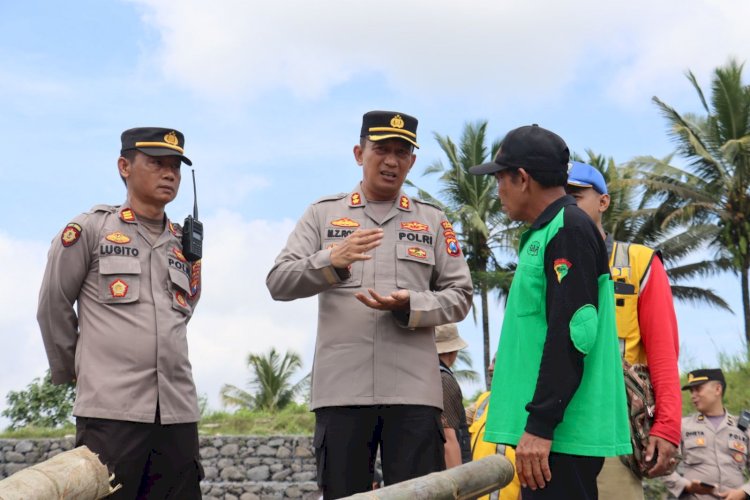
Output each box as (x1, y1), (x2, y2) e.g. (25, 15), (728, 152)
(471, 124), (632, 499)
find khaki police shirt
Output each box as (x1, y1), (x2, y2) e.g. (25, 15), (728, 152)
(661, 412), (750, 499)
(266, 185), (473, 410)
(37, 203), (202, 424)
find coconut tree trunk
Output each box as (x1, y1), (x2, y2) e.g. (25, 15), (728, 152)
(481, 283), (491, 390)
(742, 266), (750, 360)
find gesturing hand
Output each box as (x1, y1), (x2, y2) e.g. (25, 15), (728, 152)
(515, 431), (552, 491)
(355, 288), (410, 311)
(329, 229), (383, 269)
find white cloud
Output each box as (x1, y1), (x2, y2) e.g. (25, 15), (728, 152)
(129, 0), (750, 108)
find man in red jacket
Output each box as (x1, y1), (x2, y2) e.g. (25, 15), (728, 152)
(567, 161), (681, 499)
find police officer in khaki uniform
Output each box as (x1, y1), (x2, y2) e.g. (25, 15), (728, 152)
(267, 110), (473, 499)
(37, 127), (203, 499)
(661, 369), (750, 499)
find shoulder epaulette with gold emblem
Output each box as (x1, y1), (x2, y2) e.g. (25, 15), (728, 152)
(412, 197), (443, 210)
(87, 204), (118, 214)
(313, 193), (348, 204)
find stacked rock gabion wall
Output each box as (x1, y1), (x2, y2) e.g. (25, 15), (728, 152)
(0, 436), (320, 499)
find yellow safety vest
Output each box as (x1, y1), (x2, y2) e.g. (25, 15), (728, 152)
(609, 241), (656, 365)
(468, 391), (521, 500)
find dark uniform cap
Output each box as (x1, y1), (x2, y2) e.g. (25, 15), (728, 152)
(120, 127), (192, 166)
(360, 110), (419, 149)
(470, 124), (569, 175)
(681, 368), (726, 391)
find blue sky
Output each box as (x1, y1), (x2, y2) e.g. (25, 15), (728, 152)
(1, 0), (749, 423)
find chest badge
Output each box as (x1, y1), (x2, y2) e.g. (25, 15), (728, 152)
(695, 437), (705, 446)
(527, 241), (541, 256)
(61, 223), (82, 247)
(105, 231), (131, 244)
(330, 218), (360, 228)
(408, 247), (428, 259)
(553, 258), (572, 283)
(401, 221), (429, 232)
(109, 279), (129, 298)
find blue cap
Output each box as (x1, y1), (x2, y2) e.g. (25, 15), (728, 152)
(567, 161), (607, 194)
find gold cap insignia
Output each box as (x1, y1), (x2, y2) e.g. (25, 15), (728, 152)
(164, 131), (179, 146)
(390, 115), (405, 129)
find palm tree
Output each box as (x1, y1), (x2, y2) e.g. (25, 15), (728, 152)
(453, 350), (480, 385)
(220, 348), (305, 412)
(575, 150), (732, 312)
(410, 121), (517, 389)
(628, 59), (750, 354)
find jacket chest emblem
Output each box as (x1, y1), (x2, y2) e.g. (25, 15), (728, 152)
(105, 231), (131, 244)
(401, 221), (429, 232)
(109, 279), (129, 298)
(407, 247), (428, 259)
(330, 218), (360, 228)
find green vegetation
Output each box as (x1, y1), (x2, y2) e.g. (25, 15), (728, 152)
(2, 370), (75, 430)
(220, 348), (307, 412)
(198, 404), (314, 436)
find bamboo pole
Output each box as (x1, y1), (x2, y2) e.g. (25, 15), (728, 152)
(0, 445), (120, 500)
(345, 454), (515, 500)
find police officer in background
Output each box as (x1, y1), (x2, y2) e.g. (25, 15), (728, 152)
(38, 127), (203, 499)
(661, 369), (750, 499)
(267, 110), (473, 499)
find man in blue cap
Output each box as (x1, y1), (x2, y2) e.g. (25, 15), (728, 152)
(566, 161), (681, 499)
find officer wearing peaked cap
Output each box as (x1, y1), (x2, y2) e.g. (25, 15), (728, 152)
(267, 111), (473, 499)
(38, 127), (204, 499)
(661, 369), (750, 500)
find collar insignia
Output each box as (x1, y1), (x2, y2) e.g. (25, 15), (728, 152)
(120, 209), (136, 223)
(61, 223), (82, 247)
(399, 196), (410, 210)
(168, 221), (177, 236)
(553, 258), (572, 283)
(330, 218), (360, 228)
(105, 231), (130, 244)
(350, 193), (362, 206)
(401, 221), (429, 232)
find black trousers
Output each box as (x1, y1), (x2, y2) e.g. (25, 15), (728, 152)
(521, 452), (604, 500)
(75, 416), (203, 499)
(314, 405), (446, 500)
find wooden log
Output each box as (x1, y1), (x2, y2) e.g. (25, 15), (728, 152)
(0, 445), (119, 500)
(346, 454), (515, 500)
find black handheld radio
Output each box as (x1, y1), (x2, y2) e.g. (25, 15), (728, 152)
(182, 169), (203, 261)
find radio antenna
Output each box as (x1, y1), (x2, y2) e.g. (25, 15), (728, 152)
(191, 169), (198, 219)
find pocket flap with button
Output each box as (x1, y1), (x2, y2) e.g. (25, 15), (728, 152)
(169, 267), (191, 292)
(100, 256), (141, 275)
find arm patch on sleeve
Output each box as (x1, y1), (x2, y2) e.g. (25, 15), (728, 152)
(569, 304), (598, 354)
